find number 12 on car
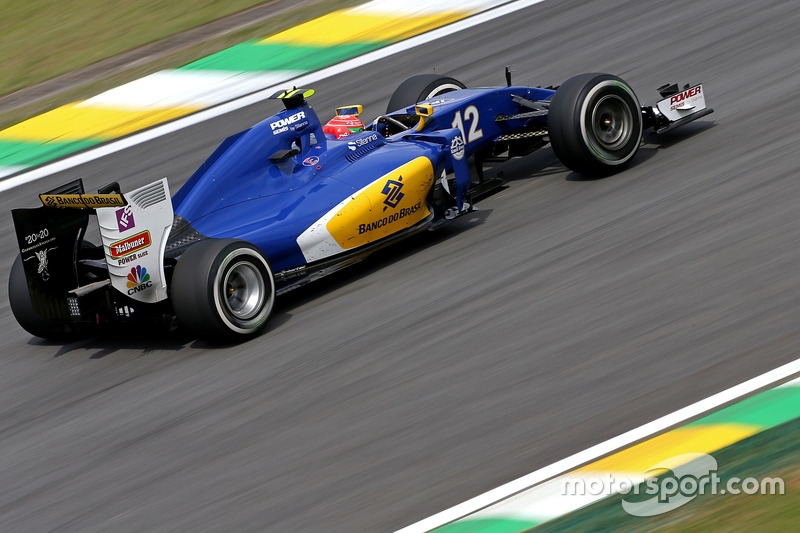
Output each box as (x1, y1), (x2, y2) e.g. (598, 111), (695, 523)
(452, 106), (483, 144)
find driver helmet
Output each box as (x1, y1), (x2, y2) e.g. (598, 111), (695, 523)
(323, 114), (365, 139)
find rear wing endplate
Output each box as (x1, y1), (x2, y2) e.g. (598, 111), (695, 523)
(96, 178), (173, 304)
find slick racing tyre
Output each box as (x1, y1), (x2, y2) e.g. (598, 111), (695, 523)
(8, 254), (77, 340)
(171, 239), (275, 343)
(548, 73), (643, 176)
(386, 74), (466, 113)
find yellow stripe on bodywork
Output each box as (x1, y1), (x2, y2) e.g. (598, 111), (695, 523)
(327, 156), (433, 249)
(577, 424), (761, 475)
(0, 103), (201, 142)
(260, 12), (467, 46)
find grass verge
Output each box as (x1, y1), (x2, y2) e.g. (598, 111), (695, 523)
(0, 0), (269, 98)
(0, 0), (367, 131)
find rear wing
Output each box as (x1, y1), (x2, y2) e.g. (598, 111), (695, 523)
(12, 178), (174, 306)
(12, 185), (91, 320)
(95, 178), (173, 303)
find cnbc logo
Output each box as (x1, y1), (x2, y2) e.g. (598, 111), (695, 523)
(126, 265), (152, 295)
(381, 176), (404, 211)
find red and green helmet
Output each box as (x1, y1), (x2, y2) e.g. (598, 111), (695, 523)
(323, 105), (365, 139)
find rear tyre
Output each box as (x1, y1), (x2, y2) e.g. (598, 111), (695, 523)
(8, 254), (77, 340)
(386, 74), (466, 113)
(171, 239), (275, 343)
(548, 73), (643, 176)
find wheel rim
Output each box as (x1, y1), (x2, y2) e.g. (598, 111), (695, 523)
(222, 260), (265, 321)
(577, 79), (642, 167)
(213, 247), (274, 335)
(590, 94), (633, 151)
(424, 83), (463, 100)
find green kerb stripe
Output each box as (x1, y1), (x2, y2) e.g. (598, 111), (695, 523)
(436, 517), (541, 532)
(0, 139), (100, 167)
(180, 41), (387, 72)
(686, 387), (800, 428)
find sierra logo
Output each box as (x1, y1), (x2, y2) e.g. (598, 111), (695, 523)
(110, 230), (151, 258)
(270, 111), (306, 134)
(670, 86), (701, 106)
(126, 265), (152, 295)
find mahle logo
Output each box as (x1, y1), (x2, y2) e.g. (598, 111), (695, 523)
(126, 265), (152, 295)
(381, 176), (405, 211)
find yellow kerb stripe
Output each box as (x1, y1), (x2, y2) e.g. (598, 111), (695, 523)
(259, 12), (467, 46)
(577, 424), (761, 474)
(0, 103), (201, 142)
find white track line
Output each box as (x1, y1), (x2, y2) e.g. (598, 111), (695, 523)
(77, 70), (305, 109)
(395, 357), (800, 532)
(0, 166), (27, 180)
(0, 0), (546, 194)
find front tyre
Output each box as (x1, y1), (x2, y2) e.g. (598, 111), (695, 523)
(171, 239), (275, 343)
(386, 74), (466, 113)
(548, 73), (643, 176)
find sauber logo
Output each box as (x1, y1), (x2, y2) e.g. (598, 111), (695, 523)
(450, 135), (465, 160)
(381, 177), (405, 211)
(110, 230), (151, 259)
(670, 86), (701, 106)
(270, 111), (306, 134)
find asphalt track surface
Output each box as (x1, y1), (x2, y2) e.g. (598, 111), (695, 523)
(1, 0), (799, 531)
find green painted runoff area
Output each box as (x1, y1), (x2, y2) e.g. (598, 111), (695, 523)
(182, 41), (386, 72)
(0, 139), (100, 168)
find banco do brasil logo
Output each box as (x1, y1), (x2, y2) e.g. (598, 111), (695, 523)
(126, 265), (152, 295)
(381, 176), (404, 211)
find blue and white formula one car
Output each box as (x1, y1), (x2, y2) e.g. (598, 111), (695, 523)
(8, 71), (712, 342)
